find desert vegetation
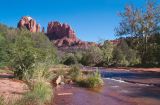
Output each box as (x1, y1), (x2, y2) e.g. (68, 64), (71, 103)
(66, 65), (103, 88)
(0, 25), (57, 104)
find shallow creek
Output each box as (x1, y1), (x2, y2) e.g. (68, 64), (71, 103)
(53, 68), (160, 105)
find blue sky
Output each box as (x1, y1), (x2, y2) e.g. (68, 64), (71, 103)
(0, 0), (149, 42)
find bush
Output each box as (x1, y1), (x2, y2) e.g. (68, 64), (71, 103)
(3, 30), (57, 80)
(0, 33), (9, 67)
(77, 71), (103, 88)
(0, 96), (4, 105)
(63, 53), (78, 65)
(68, 65), (82, 81)
(26, 63), (55, 82)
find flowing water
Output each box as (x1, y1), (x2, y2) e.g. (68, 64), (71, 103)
(54, 68), (160, 105)
(100, 69), (160, 105)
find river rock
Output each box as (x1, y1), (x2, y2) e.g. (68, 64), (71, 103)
(54, 75), (64, 85)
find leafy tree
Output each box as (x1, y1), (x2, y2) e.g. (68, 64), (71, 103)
(115, 0), (160, 64)
(81, 46), (103, 66)
(113, 40), (140, 66)
(101, 41), (114, 66)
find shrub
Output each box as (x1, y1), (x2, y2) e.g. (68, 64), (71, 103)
(68, 65), (82, 81)
(4, 30), (57, 80)
(74, 51), (83, 63)
(77, 71), (103, 88)
(0, 96), (4, 105)
(63, 53), (78, 65)
(0, 33), (9, 67)
(26, 63), (55, 82)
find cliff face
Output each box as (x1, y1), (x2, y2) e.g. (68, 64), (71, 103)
(47, 21), (76, 40)
(46, 21), (96, 48)
(17, 16), (40, 32)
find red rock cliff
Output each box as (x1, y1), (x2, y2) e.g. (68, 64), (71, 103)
(46, 21), (97, 48)
(47, 21), (82, 47)
(17, 16), (41, 32)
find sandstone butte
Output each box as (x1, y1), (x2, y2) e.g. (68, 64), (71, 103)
(17, 16), (98, 48)
(17, 16), (41, 33)
(46, 21), (97, 48)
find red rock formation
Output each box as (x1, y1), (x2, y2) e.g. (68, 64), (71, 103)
(47, 21), (80, 47)
(17, 16), (41, 32)
(47, 21), (77, 39)
(46, 21), (98, 48)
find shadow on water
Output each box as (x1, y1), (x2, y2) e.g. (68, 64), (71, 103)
(101, 70), (160, 79)
(126, 85), (160, 99)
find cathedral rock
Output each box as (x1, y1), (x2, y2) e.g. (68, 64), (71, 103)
(46, 21), (94, 48)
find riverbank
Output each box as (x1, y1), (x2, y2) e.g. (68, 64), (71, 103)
(104, 67), (160, 73)
(0, 73), (28, 102)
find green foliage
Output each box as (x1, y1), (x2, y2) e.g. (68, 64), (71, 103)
(2, 30), (57, 80)
(15, 81), (52, 105)
(116, 1), (160, 66)
(68, 65), (82, 81)
(0, 34), (9, 67)
(81, 46), (103, 66)
(26, 63), (55, 82)
(63, 53), (78, 65)
(0, 96), (4, 105)
(0, 25), (55, 105)
(74, 51), (83, 63)
(0, 24), (8, 34)
(113, 40), (140, 66)
(116, 0), (160, 38)
(101, 41), (114, 66)
(77, 71), (103, 88)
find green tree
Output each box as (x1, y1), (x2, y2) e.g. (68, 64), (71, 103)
(101, 41), (114, 66)
(113, 40), (140, 66)
(115, 0), (160, 64)
(81, 46), (103, 66)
